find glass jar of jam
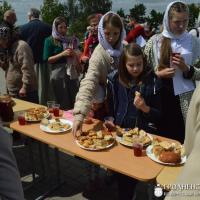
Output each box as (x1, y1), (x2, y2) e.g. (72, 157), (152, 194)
(0, 97), (14, 122)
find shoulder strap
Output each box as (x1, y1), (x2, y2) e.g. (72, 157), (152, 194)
(197, 28), (199, 37)
(192, 28), (199, 37)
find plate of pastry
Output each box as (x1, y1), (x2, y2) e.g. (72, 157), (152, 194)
(76, 130), (115, 151)
(146, 140), (186, 165)
(116, 127), (153, 148)
(25, 107), (50, 122)
(40, 118), (72, 133)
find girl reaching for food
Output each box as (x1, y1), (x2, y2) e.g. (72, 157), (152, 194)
(106, 43), (162, 134)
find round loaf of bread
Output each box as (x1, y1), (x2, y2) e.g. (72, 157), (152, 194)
(159, 151), (181, 163)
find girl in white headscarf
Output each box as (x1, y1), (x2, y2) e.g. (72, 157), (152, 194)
(144, 1), (200, 143)
(73, 11), (126, 135)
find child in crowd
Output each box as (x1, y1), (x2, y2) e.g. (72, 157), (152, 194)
(81, 13), (102, 73)
(106, 43), (162, 200)
(107, 43), (161, 133)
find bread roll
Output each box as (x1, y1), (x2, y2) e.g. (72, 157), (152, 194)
(153, 145), (163, 157)
(135, 91), (141, 97)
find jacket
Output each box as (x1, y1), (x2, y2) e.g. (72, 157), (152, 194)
(5, 40), (37, 96)
(107, 70), (162, 133)
(73, 44), (117, 122)
(165, 85), (200, 200)
(20, 19), (51, 63)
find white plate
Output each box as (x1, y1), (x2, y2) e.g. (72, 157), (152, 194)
(116, 133), (153, 148)
(146, 145), (186, 166)
(40, 119), (73, 133)
(25, 112), (51, 122)
(75, 139), (115, 151)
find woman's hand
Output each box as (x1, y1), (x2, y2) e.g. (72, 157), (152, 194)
(62, 48), (73, 57)
(81, 56), (89, 63)
(156, 68), (176, 78)
(72, 120), (83, 138)
(134, 94), (150, 113)
(172, 54), (189, 73)
(19, 87), (27, 97)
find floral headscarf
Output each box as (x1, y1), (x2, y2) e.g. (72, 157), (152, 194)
(52, 17), (68, 49)
(98, 11), (126, 58)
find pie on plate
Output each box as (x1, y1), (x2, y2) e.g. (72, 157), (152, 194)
(25, 107), (50, 121)
(40, 118), (72, 133)
(76, 130), (115, 150)
(146, 140), (186, 165)
(116, 127), (153, 147)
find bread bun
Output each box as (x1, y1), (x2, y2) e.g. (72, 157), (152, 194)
(135, 91), (141, 97)
(152, 145), (163, 157)
(159, 151), (181, 163)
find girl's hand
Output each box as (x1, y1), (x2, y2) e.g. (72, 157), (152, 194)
(172, 54), (189, 73)
(72, 120), (83, 138)
(19, 87), (27, 97)
(81, 56), (89, 63)
(134, 94), (150, 113)
(156, 68), (176, 78)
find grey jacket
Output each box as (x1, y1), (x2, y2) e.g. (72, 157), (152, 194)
(6, 40), (37, 96)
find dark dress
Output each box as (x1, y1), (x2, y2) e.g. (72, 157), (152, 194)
(158, 79), (185, 144)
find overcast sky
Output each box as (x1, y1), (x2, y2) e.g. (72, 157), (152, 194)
(4, 0), (200, 25)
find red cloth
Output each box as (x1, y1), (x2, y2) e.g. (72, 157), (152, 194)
(82, 34), (99, 58)
(125, 25), (145, 43)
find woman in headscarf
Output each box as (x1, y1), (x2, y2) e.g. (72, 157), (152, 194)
(72, 11), (126, 135)
(43, 16), (80, 109)
(144, 1), (200, 143)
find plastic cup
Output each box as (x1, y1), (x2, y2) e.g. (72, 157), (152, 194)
(53, 104), (60, 117)
(104, 116), (115, 131)
(47, 101), (55, 113)
(133, 142), (143, 157)
(171, 52), (181, 68)
(18, 112), (26, 125)
(172, 52), (181, 57)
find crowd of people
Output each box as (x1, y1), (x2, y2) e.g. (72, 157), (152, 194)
(0, 1), (200, 199)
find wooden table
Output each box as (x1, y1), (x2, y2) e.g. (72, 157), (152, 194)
(10, 119), (166, 182)
(13, 98), (43, 113)
(156, 166), (183, 190)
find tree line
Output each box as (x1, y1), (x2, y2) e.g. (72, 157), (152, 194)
(0, 0), (199, 39)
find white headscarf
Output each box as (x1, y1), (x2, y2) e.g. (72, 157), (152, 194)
(98, 11), (126, 58)
(162, 1), (189, 40)
(161, 1), (195, 96)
